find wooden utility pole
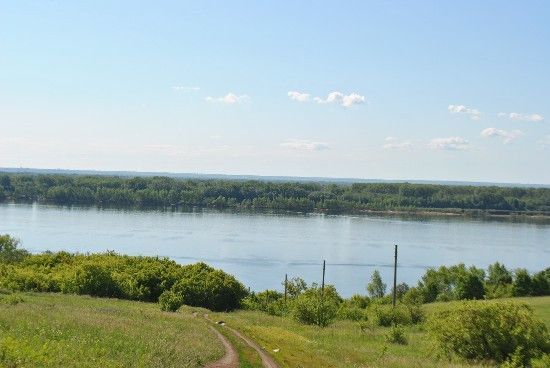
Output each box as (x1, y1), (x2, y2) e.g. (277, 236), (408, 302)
(321, 260), (326, 292)
(284, 273), (288, 303)
(392, 244), (398, 307)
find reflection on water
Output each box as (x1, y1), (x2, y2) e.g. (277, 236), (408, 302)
(1, 203), (549, 296)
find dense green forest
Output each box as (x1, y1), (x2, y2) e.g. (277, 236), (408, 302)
(1, 173), (549, 215)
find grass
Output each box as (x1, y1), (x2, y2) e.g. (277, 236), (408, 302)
(0, 292), (224, 368)
(206, 296), (550, 368)
(1, 292), (549, 368)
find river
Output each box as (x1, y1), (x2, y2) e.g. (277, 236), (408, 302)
(1, 203), (549, 296)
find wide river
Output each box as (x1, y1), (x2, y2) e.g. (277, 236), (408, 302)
(1, 203), (549, 296)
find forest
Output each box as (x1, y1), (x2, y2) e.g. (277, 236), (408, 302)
(1, 173), (549, 215)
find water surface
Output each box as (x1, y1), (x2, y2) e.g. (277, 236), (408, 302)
(1, 203), (549, 296)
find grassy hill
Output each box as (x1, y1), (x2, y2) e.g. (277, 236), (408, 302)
(3, 291), (548, 368)
(205, 296), (550, 368)
(0, 292), (224, 368)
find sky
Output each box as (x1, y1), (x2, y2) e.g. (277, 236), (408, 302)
(1, 1), (549, 184)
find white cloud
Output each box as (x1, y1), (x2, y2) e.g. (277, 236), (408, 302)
(382, 137), (413, 150)
(428, 137), (469, 150)
(172, 86), (200, 92)
(287, 91), (310, 102)
(206, 93), (250, 105)
(480, 128), (523, 144)
(280, 139), (330, 151)
(498, 112), (544, 122)
(314, 91), (366, 107)
(448, 104), (481, 120)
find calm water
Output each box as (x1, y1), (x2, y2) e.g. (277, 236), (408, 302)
(1, 203), (549, 296)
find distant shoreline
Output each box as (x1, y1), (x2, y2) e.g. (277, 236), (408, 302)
(1, 172), (549, 223)
(2, 200), (550, 223)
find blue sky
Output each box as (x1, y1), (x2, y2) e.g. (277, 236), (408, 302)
(1, 1), (549, 183)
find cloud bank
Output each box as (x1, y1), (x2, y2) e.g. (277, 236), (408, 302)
(428, 137), (469, 150)
(498, 112), (544, 122)
(288, 90), (366, 107)
(480, 128), (523, 144)
(287, 91), (310, 102)
(448, 104), (481, 120)
(314, 92), (366, 107)
(206, 93), (250, 104)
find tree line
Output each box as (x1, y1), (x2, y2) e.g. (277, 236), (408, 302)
(1, 173), (549, 215)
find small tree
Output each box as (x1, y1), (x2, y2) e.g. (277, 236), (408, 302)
(0, 235), (29, 264)
(367, 270), (386, 299)
(392, 282), (410, 301)
(284, 277), (307, 298)
(512, 269), (533, 297)
(487, 262), (513, 285)
(455, 273), (485, 300)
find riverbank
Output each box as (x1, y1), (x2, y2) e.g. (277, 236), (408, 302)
(1, 173), (549, 221)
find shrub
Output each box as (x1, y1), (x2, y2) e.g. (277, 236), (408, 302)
(385, 325), (408, 345)
(348, 294), (370, 309)
(373, 305), (412, 327)
(292, 285), (340, 327)
(62, 264), (121, 298)
(0, 293), (24, 305)
(406, 304), (426, 324)
(337, 304), (367, 321)
(158, 290), (184, 312)
(241, 290), (289, 316)
(531, 353), (550, 368)
(169, 263), (247, 311)
(402, 287), (423, 305)
(428, 301), (550, 365)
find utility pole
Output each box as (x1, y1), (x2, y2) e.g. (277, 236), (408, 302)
(321, 260), (326, 293)
(392, 244), (398, 308)
(284, 273), (288, 303)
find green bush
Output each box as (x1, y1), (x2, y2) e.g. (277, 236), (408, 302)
(158, 290), (184, 312)
(292, 285), (341, 327)
(337, 304), (367, 321)
(0, 247), (248, 311)
(348, 294), (370, 309)
(62, 264), (121, 298)
(428, 301), (550, 365)
(0, 293), (25, 305)
(169, 263), (247, 311)
(385, 325), (408, 345)
(241, 290), (289, 316)
(531, 353), (550, 368)
(372, 305), (420, 327)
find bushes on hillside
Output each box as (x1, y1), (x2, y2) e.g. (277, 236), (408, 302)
(0, 235), (247, 312)
(62, 264), (121, 298)
(428, 301), (550, 366)
(292, 285), (341, 327)
(168, 263), (247, 311)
